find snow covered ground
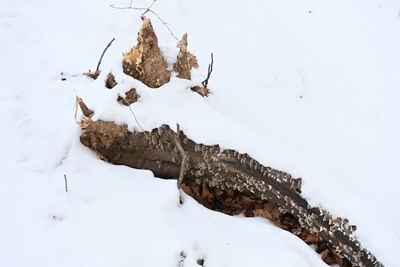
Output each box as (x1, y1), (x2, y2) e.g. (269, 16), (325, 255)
(1, 0), (400, 266)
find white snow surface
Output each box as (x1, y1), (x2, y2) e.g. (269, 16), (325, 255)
(1, 0), (400, 266)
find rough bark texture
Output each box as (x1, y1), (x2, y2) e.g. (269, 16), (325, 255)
(123, 18), (171, 88)
(174, 33), (199, 80)
(80, 119), (383, 267)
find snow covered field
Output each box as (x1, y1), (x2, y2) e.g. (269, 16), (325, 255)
(1, 0), (400, 266)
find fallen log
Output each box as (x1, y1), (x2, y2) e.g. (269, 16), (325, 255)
(79, 118), (382, 267)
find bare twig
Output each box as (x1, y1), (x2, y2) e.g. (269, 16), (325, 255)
(201, 53), (214, 88)
(64, 174), (68, 193)
(109, 1), (179, 40)
(141, 0), (156, 18)
(174, 123), (188, 188)
(96, 38), (115, 72)
(122, 98), (149, 140)
(83, 38), (115, 79)
(147, 10), (178, 40)
(109, 5), (144, 10)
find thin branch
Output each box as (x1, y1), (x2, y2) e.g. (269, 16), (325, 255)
(109, 1), (179, 41)
(148, 10), (178, 40)
(109, 4), (146, 10)
(141, 0), (156, 18)
(201, 53), (214, 88)
(64, 174), (68, 193)
(174, 123), (188, 188)
(122, 98), (149, 140)
(96, 38), (116, 72)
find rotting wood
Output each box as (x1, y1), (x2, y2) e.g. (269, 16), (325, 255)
(75, 96), (93, 118)
(123, 18), (170, 88)
(105, 73), (117, 89)
(117, 88), (139, 106)
(174, 33), (199, 80)
(190, 86), (209, 97)
(79, 117), (383, 267)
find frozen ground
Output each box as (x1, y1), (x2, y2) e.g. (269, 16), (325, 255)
(1, 0), (400, 266)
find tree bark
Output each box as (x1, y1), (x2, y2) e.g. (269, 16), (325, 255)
(80, 118), (382, 267)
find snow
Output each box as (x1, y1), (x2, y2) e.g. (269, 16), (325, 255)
(1, 0), (400, 266)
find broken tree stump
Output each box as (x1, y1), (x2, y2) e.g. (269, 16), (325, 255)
(123, 18), (171, 88)
(79, 118), (382, 267)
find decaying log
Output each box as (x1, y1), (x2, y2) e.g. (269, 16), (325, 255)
(79, 119), (383, 267)
(123, 18), (171, 88)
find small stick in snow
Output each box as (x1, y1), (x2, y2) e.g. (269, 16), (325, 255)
(96, 38), (115, 73)
(201, 53), (214, 89)
(174, 123), (188, 189)
(83, 38), (115, 79)
(64, 174), (68, 193)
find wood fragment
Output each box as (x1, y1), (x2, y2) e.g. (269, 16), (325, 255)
(83, 70), (101, 79)
(174, 33), (198, 80)
(123, 18), (170, 88)
(105, 73), (117, 89)
(191, 86), (209, 97)
(117, 88), (139, 106)
(75, 96), (93, 118)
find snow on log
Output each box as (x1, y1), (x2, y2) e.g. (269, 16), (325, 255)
(79, 118), (382, 267)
